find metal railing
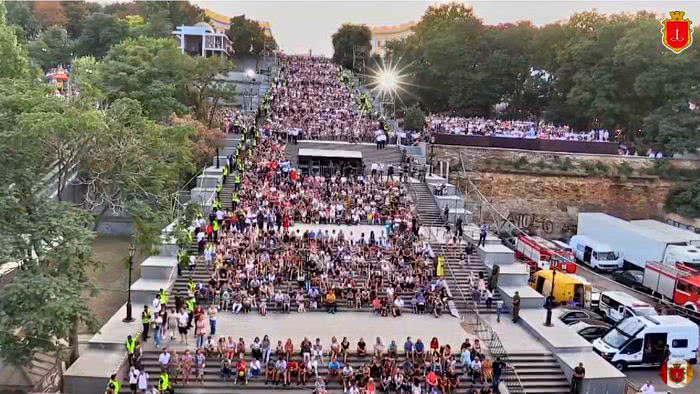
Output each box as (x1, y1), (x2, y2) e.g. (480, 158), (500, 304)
(439, 244), (527, 394)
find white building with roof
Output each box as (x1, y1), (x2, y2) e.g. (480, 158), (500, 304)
(172, 22), (232, 57)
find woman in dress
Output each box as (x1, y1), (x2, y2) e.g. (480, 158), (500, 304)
(180, 349), (194, 385)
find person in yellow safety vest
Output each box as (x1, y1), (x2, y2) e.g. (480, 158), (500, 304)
(234, 174), (241, 191)
(215, 182), (222, 199)
(232, 192), (240, 210)
(222, 164), (229, 183)
(141, 305), (152, 342)
(185, 296), (196, 329)
(212, 199), (222, 211)
(125, 334), (139, 366)
(159, 288), (168, 306)
(212, 219), (220, 242)
(159, 371), (171, 393)
(187, 279), (196, 295)
(107, 373), (121, 394)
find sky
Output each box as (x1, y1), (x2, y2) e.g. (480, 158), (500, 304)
(193, 1), (700, 55)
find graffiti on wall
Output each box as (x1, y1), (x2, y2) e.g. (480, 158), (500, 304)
(505, 212), (555, 233)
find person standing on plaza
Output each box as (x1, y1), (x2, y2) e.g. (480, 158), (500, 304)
(478, 223), (488, 247)
(571, 362), (585, 394)
(207, 304), (218, 336)
(512, 291), (521, 323)
(141, 305), (152, 342)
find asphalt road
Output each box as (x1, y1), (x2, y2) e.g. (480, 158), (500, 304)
(571, 262), (700, 392)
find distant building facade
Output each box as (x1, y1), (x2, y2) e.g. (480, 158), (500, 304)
(370, 22), (416, 57)
(204, 8), (274, 40)
(172, 22), (232, 57)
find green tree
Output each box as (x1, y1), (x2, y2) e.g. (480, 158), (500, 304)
(331, 23), (371, 70)
(78, 98), (195, 231)
(18, 98), (105, 201)
(5, 1), (38, 40)
(61, 1), (101, 39)
(0, 1), (31, 79)
(71, 56), (104, 100)
(27, 25), (75, 70)
(0, 84), (97, 364)
(227, 15), (267, 56)
(666, 181), (700, 219)
(403, 105), (426, 131)
(75, 12), (129, 58)
(98, 37), (192, 120)
(186, 55), (238, 123)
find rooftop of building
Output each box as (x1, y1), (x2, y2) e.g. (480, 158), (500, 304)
(370, 21), (417, 35)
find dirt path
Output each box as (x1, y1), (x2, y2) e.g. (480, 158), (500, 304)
(83, 236), (149, 333)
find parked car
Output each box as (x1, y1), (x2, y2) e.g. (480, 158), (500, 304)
(558, 308), (603, 325)
(611, 270), (645, 291)
(570, 319), (611, 342)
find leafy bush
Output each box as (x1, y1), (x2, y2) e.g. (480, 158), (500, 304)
(617, 161), (634, 177)
(665, 181), (700, 219)
(403, 105), (426, 131)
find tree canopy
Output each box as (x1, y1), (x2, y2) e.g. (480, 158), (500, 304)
(332, 23), (371, 70)
(384, 4), (700, 154)
(227, 15), (271, 56)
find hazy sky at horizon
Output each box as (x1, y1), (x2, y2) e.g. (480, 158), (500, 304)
(193, 1), (700, 55)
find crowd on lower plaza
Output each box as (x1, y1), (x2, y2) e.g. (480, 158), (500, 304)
(122, 330), (505, 394)
(210, 107), (257, 134)
(427, 115), (613, 142)
(262, 55), (385, 142)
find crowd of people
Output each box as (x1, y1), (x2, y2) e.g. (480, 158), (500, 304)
(263, 55), (386, 142)
(211, 107), (257, 134)
(122, 334), (506, 394)
(426, 115), (613, 142)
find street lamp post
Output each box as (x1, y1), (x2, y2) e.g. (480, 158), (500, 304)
(123, 242), (136, 322)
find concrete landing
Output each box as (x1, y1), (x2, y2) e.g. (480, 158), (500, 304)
(499, 285), (544, 310)
(142, 312), (471, 353)
(518, 309), (592, 353)
(88, 303), (143, 349)
(478, 243), (515, 265)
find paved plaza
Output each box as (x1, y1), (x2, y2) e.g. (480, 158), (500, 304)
(141, 311), (474, 353)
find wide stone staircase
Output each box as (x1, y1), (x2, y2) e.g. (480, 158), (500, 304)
(122, 350), (491, 393)
(408, 182), (445, 225)
(508, 352), (571, 393)
(431, 244), (501, 315)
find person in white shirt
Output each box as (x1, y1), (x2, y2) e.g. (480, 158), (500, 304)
(640, 380), (655, 393)
(158, 349), (171, 370)
(151, 295), (161, 314)
(128, 366), (140, 393)
(137, 369), (149, 392)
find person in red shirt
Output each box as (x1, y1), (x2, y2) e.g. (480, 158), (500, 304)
(235, 356), (248, 385)
(287, 360), (299, 383)
(366, 377), (377, 394)
(430, 337), (440, 356)
(426, 370), (439, 388)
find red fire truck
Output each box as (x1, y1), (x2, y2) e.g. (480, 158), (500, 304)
(514, 235), (577, 273)
(643, 262), (700, 312)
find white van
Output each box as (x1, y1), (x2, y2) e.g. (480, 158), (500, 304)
(593, 315), (699, 371)
(569, 235), (623, 271)
(598, 291), (658, 323)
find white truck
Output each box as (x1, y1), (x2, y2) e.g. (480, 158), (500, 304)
(577, 213), (700, 270)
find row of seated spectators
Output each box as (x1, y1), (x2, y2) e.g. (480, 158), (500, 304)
(187, 217), (448, 318)
(262, 54), (383, 142)
(149, 335), (503, 394)
(427, 115), (613, 142)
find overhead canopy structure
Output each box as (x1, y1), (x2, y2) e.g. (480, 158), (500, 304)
(297, 149), (363, 177)
(297, 149), (363, 160)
